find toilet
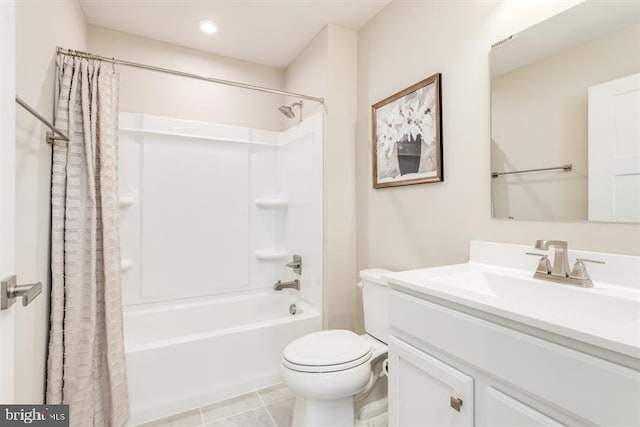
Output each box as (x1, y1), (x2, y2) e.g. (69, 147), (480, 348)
(281, 269), (391, 427)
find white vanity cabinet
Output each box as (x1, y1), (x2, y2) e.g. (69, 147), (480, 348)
(388, 289), (640, 427)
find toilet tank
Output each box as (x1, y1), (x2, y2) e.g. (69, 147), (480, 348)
(358, 269), (392, 344)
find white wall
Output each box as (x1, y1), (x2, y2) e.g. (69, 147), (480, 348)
(285, 24), (359, 330)
(15, 0), (86, 403)
(285, 27), (328, 123)
(356, 0), (640, 282)
(492, 22), (640, 221)
(88, 25), (286, 131)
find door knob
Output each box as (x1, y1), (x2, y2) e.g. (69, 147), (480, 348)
(1, 275), (43, 310)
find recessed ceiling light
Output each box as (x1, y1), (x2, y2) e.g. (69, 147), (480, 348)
(199, 20), (217, 34)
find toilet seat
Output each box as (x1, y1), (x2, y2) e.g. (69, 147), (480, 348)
(283, 350), (372, 373)
(282, 330), (372, 373)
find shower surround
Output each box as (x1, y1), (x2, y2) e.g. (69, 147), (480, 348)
(117, 112), (323, 424)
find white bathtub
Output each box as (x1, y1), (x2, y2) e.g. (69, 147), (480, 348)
(124, 291), (321, 425)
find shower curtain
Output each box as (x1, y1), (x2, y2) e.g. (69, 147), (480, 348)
(46, 55), (129, 427)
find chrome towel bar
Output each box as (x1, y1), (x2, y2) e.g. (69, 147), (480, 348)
(15, 95), (69, 145)
(492, 164), (572, 178)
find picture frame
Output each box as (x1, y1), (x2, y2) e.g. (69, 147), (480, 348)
(371, 73), (443, 189)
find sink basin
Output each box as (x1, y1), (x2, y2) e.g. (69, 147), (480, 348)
(385, 262), (640, 359)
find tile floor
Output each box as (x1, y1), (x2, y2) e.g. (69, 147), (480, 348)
(136, 383), (295, 427)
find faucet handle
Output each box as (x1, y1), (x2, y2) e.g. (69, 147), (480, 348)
(568, 259), (602, 288)
(575, 258), (605, 265)
(525, 252), (552, 274)
(286, 254), (302, 275)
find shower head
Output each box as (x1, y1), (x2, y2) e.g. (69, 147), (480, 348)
(279, 101), (303, 120)
(279, 105), (296, 119)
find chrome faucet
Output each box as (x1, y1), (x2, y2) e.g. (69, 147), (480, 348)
(534, 240), (570, 277)
(273, 279), (300, 291)
(526, 240), (604, 288)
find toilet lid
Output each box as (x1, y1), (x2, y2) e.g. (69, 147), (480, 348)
(282, 330), (371, 368)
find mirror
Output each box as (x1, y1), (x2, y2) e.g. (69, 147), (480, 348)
(490, 0), (640, 223)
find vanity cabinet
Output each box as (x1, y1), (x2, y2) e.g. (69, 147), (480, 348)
(388, 289), (640, 427)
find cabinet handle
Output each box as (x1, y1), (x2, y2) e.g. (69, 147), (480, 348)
(450, 396), (463, 412)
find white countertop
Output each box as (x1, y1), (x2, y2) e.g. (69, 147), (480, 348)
(385, 261), (640, 359)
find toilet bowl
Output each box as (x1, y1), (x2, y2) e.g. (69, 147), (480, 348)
(281, 269), (391, 427)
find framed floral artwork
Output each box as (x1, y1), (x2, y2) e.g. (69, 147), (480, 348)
(371, 73), (443, 188)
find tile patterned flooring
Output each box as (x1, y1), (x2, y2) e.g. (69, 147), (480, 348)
(136, 384), (295, 427)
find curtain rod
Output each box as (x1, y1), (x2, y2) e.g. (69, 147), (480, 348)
(56, 47), (325, 104)
(15, 96), (69, 145)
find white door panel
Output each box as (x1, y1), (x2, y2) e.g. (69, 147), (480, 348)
(588, 73), (640, 222)
(389, 336), (474, 427)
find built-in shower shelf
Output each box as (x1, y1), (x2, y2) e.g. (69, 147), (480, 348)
(121, 260), (134, 272)
(119, 196), (135, 208)
(254, 250), (288, 261)
(254, 198), (288, 209)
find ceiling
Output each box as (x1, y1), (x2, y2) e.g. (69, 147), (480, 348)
(79, 0), (391, 69)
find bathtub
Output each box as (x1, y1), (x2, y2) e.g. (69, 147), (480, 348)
(124, 291), (321, 425)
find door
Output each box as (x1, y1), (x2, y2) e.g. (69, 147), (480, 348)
(588, 73), (640, 222)
(388, 336), (474, 427)
(0, 0), (16, 403)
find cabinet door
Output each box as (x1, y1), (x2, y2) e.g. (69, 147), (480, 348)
(485, 387), (565, 427)
(389, 336), (474, 427)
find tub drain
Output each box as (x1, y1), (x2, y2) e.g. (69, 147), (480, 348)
(289, 303), (297, 315)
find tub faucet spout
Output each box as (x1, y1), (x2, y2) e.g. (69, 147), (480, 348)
(273, 279), (300, 291)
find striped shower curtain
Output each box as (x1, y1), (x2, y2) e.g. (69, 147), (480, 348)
(46, 55), (129, 427)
